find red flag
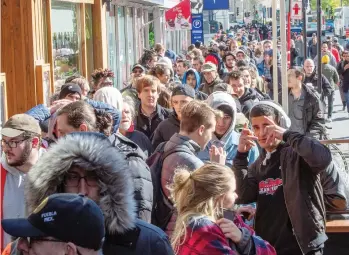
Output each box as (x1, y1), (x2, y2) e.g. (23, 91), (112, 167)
(165, 0), (192, 31)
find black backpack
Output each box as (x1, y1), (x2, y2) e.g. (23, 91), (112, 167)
(146, 142), (192, 230)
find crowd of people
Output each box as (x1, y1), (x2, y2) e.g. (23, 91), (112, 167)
(1, 27), (349, 255)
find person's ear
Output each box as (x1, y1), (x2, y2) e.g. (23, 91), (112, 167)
(65, 242), (77, 255)
(198, 125), (205, 136)
(31, 137), (40, 148)
(79, 123), (88, 132)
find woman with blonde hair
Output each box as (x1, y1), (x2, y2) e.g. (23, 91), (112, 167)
(170, 163), (276, 255)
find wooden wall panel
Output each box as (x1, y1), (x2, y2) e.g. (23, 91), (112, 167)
(92, 0), (107, 69)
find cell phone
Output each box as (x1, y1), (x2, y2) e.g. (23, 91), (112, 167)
(212, 140), (225, 148)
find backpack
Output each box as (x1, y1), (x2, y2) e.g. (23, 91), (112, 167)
(146, 142), (192, 230)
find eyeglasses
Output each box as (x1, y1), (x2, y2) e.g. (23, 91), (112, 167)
(1, 138), (30, 148)
(63, 173), (99, 187)
(27, 237), (82, 255)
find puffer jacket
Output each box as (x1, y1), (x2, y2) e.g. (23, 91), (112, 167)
(199, 76), (223, 95)
(26, 98), (121, 133)
(233, 131), (332, 254)
(152, 112), (180, 150)
(109, 133), (153, 222)
(161, 133), (204, 237)
(322, 64), (339, 90)
(198, 92), (259, 167)
(24, 132), (174, 255)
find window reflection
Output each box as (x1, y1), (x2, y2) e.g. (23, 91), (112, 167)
(51, 1), (81, 89)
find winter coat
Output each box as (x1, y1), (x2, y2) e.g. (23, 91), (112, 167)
(134, 104), (172, 140)
(125, 130), (152, 158)
(26, 98), (121, 134)
(161, 133), (204, 236)
(308, 41), (318, 59)
(322, 63), (339, 90)
(239, 88), (269, 118)
(337, 61), (349, 93)
(25, 132), (174, 255)
(176, 215), (276, 255)
(303, 71), (333, 97)
(152, 112), (180, 150)
(198, 92), (259, 167)
(256, 60), (267, 76)
(289, 85), (326, 139)
(233, 131), (332, 254)
(290, 47), (299, 67)
(109, 133), (153, 222)
(199, 76), (223, 95)
(182, 69), (208, 100)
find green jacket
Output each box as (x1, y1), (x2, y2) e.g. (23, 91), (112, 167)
(322, 63), (339, 90)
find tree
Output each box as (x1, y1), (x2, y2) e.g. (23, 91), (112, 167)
(310, 0), (340, 16)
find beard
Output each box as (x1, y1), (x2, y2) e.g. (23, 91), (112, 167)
(119, 122), (131, 132)
(7, 141), (32, 167)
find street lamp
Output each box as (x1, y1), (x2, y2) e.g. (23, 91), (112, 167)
(241, 0), (244, 24)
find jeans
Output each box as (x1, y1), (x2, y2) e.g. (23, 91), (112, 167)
(344, 91), (349, 113)
(296, 56), (304, 66)
(326, 92), (334, 118)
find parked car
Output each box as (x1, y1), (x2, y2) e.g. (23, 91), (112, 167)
(326, 19), (334, 32)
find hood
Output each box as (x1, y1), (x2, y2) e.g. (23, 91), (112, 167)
(93, 87), (123, 111)
(182, 68), (201, 90)
(206, 92), (237, 143)
(25, 132), (136, 235)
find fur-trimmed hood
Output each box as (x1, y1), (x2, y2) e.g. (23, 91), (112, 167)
(26, 132), (136, 235)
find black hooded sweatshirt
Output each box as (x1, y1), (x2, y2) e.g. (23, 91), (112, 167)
(152, 112), (180, 150)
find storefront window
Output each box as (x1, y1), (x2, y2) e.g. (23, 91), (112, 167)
(86, 5), (94, 78)
(117, 7), (127, 89)
(51, 1), (81, 88)
(126, 7), (135, 81)
(106, 8), (117, 87)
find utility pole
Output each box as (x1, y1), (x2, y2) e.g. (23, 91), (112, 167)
(303, 0), (307, 59)
(280, 0), (288, 113)
(317, 0), (322, 95)
(272, 0), (278, 103)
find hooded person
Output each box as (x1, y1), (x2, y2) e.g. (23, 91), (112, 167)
(197, 92), (259, 167)
(152, 86), (195, 150)
(21, 132), (174, 255)
(181, 68), (208, 100)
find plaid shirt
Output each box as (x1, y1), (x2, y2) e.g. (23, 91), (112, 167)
(177, 215), (276, 255)
(263, 64), (272, 81)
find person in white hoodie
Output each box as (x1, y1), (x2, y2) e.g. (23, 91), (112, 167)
(0, 114), (45, 249)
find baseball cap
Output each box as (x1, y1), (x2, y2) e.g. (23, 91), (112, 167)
(2, 194), (105, 250)
(264, 50), (273, 57)
(201, 62), (217, 73)
(172, 85), (195, 99)
(132, 64), (145, 72)
(59, 83), (82, 100)
(2, 114), (41, 138)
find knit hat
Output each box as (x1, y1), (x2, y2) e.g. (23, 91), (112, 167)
(59, 83), (82, 99)
(205, 55), (219, 67)
(264, 50), (273, 57)
(322, 55), (330, 64)
(172, 85), (195, 99)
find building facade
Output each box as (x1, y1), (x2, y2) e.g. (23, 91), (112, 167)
(1, 0), (189, 120)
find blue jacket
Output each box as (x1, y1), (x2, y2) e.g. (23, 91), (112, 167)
(26, 98), (121, 133)
(198, 92), (259, 167)
(257, 61), (266, 76)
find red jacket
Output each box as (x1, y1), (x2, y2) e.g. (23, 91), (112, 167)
(331, 48), (340, 63)
(177, 215), (276, 255)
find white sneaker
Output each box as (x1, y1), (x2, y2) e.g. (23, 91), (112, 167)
(326, 118), (332, 123)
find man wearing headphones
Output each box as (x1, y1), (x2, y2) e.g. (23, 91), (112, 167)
(233, 101), (333, 255)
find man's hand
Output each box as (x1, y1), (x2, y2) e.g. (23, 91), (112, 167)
(238, 124), (258, 153)
(209, 145), (227, 165)
(236, 205), (256, 220)
(49, 99), (72, 114)
(216, 218), (242, 243)
(262, 116), (286, 145)
(344, 64), (349, 71)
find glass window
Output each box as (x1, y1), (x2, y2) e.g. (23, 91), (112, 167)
(86, 5), (94, 78)
(117, 7), (127, 89)
(126, 7), (135, 82)
(106, 6), (117, 87)
(51, 1), (81, 88)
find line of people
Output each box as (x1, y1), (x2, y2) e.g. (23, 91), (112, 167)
(1, 37), (349, 255)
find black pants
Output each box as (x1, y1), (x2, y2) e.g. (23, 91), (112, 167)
(307, 248), (323, 255)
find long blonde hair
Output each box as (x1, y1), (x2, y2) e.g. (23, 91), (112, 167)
(169, 163), (235, 252)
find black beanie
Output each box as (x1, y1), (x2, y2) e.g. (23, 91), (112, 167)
(59, 83), (82, 99)
(172, 85), (196, 99)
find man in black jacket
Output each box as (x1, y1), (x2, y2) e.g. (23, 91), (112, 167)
(227, 70), (268, 118)
(287, 69), (326, 139)
(234, 101), (332, 255)
(336, 50), (349, 116)
(134, 75), (171, 140)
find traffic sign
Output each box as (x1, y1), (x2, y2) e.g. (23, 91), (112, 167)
(291, 0), (302, 20)
(191, 13), (204, 44)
